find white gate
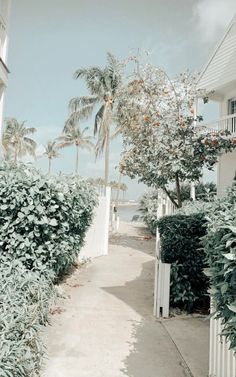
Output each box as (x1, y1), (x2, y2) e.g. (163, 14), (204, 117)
(209, 314), (236, 377)
(157, 189), (175, 219)
(79, 187), (111, 260)
(153, 230), (171, 318)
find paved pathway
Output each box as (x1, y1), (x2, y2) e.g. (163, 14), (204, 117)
(43, 222), (209, 377)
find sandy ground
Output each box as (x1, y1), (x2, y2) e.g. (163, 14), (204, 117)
(42, 221), (209, 377)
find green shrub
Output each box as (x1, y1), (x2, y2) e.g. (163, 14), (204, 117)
(0, 163), (98, 375)
(157, 213), (208, 310)
(202, 187), (236, 350)
(169, 182), (216, 202)
(0, 163), (97, 277)
(139, 190), (159, 234)
(0, 259), (55, 376)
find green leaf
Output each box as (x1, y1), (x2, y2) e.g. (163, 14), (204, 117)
(49, 219), (58, 226)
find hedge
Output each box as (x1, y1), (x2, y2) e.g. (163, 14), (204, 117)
(157, 213), (208, 310)
(0, 163), (98, 277)
(0, 163), (97, 376)
(202, 187), (236, 350)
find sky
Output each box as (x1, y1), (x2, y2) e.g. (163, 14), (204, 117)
(4, 0), (236, 199)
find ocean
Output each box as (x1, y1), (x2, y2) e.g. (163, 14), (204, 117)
(115, 204), (141, 222)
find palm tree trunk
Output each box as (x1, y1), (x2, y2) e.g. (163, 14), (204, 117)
(75, 145), (79, 174)
(116, 172), (122, 204)
(104, 129), (109, 186)
(14, 147), (18, 164)
(48, 158), (52, 174)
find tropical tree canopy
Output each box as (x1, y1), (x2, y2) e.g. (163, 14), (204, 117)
(43, 140), (60, 174)
(117, 62), (236, 207)
(70, 52), (124, 184)
(2, 118), (37, 163)
(58, 119), (93, 174)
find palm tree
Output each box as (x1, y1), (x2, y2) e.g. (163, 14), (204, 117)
(58, 120), (93, 174)
(95, 177), (106, 194)
(109, 180), (118, 200)
(2, 118), (37, 163)
(44, 140), (60, 174)
(69, 53), (123, 185)
(120, 183), (128, 200)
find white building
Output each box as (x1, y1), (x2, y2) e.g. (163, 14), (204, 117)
(0, 0), (10, 134)
(197, 14), (236, 197)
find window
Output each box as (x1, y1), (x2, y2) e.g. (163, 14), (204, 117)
(228, 98), (236, 115)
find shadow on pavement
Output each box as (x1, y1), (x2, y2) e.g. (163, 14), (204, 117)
(103, 259), (189, 377)
(109, 226), (155, 256)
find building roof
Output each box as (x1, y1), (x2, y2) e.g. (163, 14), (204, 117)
(197, 14), (236, 96)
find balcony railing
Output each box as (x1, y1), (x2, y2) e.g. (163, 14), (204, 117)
(196, 114), (236, 136)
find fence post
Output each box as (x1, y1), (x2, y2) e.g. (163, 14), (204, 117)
(104, 186), (111, 255)
(154, 229), (170, 318)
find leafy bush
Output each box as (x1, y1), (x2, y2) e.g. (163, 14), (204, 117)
(0, 163), (97, 375)
(169, 182), (216, 202)
(176, 199), (214, 216)
(157, 213), (208, 310)
(0, 163), (97, 277)
(0, 259), (55, 376)
(202, 186), (236, 349)
(139, 190), (159, 234)
(140, 183), (216, 235)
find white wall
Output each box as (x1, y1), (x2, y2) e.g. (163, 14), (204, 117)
(217, 91), (236, 196)
(217, 150), (236, 197)
(79, 187), (111, 261)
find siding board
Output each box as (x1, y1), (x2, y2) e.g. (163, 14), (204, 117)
(197, 17), (236, 92)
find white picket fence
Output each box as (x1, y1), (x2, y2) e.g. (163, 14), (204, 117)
(79, 187), (111, 260)
(153, 230), (171, 318)
(209, 313), (236, 377)
(153, 190), (175, 318)
(157, 189), (176, 219)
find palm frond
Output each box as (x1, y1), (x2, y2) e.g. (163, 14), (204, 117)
(44, 140), (60, 158)
(23, 127), (37, 135)
(2, 118), (37, 162)
(74, 67), (107, 96)
(69, 96), (98, 112)
(95, 132), (108, 158)
(69, 104), (95, 123)
(94, 105), (105, 135)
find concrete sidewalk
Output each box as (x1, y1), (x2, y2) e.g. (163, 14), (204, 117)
(43, 222), (209, 377)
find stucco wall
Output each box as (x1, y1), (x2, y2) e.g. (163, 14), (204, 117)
(217, 150), (236, 197)
(79, 187), (111, 260)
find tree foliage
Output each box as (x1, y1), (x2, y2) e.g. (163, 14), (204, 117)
(43, 140), (60, 174)
(202, 185), (236, 350)
(118, 63), (236, 207)
(2, 118), (37, 163)
(71, 52), (124, 184)
(58, 120), (93, 174)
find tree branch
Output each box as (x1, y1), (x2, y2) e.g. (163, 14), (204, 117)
(162, 186), (179, 208)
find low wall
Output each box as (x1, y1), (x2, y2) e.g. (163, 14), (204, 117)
(79, 187), (111, 260)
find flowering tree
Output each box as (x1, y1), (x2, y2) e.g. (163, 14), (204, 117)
(117, 63), (236, 208)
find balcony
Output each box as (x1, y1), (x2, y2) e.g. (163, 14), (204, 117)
(196, 114), (236, 137)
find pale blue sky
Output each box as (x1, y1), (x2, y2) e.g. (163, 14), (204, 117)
(4, 0), (235, 199)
